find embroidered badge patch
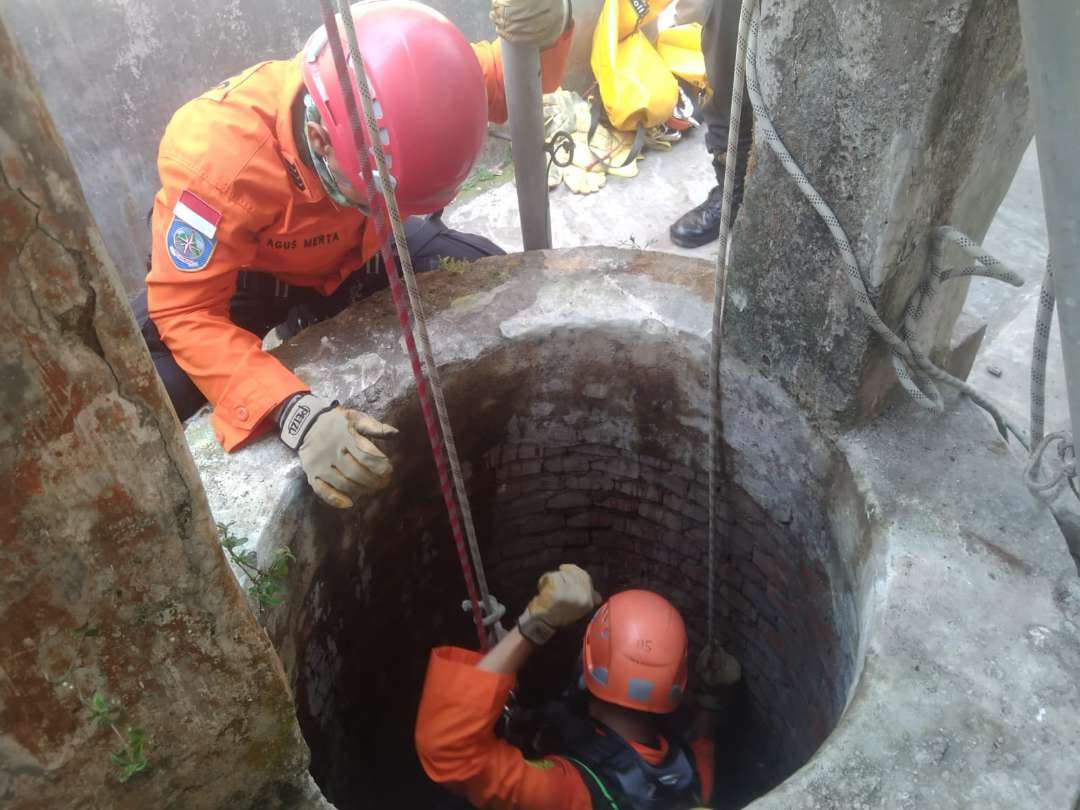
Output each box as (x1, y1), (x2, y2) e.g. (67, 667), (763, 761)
(166, 189), (222, 272)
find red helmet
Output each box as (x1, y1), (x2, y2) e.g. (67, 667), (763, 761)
(582, 590), (689, 714)
(301, 0), (487, 215)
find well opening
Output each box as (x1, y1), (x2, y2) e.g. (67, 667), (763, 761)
(282, 327), (862, 809)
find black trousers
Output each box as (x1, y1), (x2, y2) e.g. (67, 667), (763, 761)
(700, 0), (755, 157)
(133, 215), (503, 422)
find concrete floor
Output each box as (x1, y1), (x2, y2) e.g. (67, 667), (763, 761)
(447, 135), (1068, 450)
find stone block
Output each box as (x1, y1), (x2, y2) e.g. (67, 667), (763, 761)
(663, 491), (709, 524)
(620, 517), (668, 544)
(596, 494), (640, 513)
(498, 490), (553, 519)
(743, 580), (775, 621)
(567, 510), (615, 529)
(565, 472), (617, 492)
(741, 556), (768, 589)
(640, 464), (691, 496)
(614, 479), (663, 503)
(754, 547), (793, 589)
(505, 512), (566, 535)
(589, 455), (641, 479)
(636, 453), (671, 470)
(543, 454), (591, 474)
(724, 586), (755, 621)
(637, 502), (684, 533)
(546, 491), (592, 510)
(501, 458), (542, 479)
(574, 443), (624, 458)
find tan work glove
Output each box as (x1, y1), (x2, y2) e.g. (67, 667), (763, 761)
(279, 394), (396, 509)
(694, 641), (742, 711)
(491, 0), (571, 48)
(518, 564), (602, 645)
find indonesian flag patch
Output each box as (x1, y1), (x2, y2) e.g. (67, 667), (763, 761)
(166, 189), (222, 272)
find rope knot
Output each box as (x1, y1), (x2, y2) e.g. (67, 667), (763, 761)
(462, 594), (508, 640)
(1025, 431), (1077, 500)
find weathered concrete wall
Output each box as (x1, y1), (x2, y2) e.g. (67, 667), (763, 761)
(5, 0), (603, 294)
(0, 16), (329, 808)
(728, 0), (1033, 423)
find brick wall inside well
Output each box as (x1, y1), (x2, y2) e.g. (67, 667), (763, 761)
(481, 440), (854, 789)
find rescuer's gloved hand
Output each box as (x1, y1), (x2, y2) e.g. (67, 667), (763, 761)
(693, 641), (741, 711)
(278, 394), (397, 509)
(518, 563), (602, 644)
(491, 0), (571, 48)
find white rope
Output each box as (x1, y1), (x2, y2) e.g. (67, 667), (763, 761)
(462, 595), (508, 641)
(708, 0), (755, 647)
(334, 0), (492, 606)
(1025, 431), (1076, 498)
(1031, 259), (1055, 446)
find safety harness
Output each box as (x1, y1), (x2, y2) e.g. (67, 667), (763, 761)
(541, 699), (702, 810)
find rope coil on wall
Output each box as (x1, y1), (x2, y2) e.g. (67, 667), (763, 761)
(707, 0), (1077, 636)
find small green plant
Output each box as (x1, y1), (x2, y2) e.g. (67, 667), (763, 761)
(111, 727), (149, 783)
(441, 257), (471, 275)
(84, 690), (149, 783)
(217, 522), (295, 610)
(459, 164), (502, 193)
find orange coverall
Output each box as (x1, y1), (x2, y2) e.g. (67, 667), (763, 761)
(415, 647), (715, 810)
(146, 33), (572, 451)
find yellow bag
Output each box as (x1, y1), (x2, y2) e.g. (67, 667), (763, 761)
(591, 0), (679, 131)
(656, 23), (708, 90)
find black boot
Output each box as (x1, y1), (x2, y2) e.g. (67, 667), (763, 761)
(669, 151), (746, 248)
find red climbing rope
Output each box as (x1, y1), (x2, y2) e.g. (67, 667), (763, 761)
(316, 0), (489, 650)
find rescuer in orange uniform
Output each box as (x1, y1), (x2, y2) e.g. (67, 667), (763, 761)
(134, 0), (574, 508)
(416, 564), (742, 809)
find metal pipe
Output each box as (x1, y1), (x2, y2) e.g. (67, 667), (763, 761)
(1017, 1), (1080, 446)
(500, 39), (552, 250)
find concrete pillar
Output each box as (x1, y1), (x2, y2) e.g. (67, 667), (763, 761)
(727, 0), (1033, 423)
(0, 16), (329, 808)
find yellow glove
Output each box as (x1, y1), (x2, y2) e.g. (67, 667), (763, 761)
(694, 641), (742, 711)
(491, 0), (570, 48)
(518, 564), (602, 644)
(279, 394), (396, 509)
(543, 89), (580, 137)
(560, 160), (607, 194)
(542, 90), (640, 192)
(587, 127), (639, 179)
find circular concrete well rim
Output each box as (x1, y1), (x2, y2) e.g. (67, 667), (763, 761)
(185, 248), (1080, 809)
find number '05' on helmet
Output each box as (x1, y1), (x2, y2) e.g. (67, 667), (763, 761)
(582, 589), (689, 714)
(301, 0), (488, 216)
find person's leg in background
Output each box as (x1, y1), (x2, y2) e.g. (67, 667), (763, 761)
(669, 0), (754, 249)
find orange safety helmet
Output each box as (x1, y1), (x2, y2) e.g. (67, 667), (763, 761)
(301, 0), (488, 216)
(582, 589), (688, 714)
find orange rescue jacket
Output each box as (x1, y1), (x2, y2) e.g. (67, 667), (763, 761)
(146, 32), (572, 450)
(415, 646), (715, 810)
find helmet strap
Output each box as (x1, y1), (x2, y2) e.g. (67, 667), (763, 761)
(302, 94), (355, 208)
